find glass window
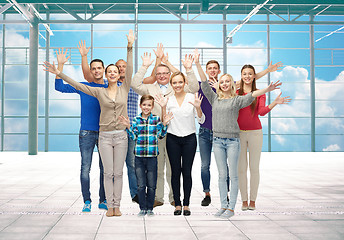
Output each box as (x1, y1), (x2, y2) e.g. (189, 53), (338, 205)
(315, 135), (344, 152)
(49, 135), (78, 151)
(4, 135), (28, 151)
(4, 100), (28, 116)
(4, 118), (28, 133)
(315, 100), (344, 117)
(316, 118), (344, 134)
(271, 134), (311, 151)
(271, 118), (311, 134)
(49, 118), (80, 134)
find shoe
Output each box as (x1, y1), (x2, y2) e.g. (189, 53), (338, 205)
(174, 208), (182, 215)
(183, 209), (191, 216)
(248, 206), (256, 210)
(106, 208), (114, 217)
(82, 200), (91, 212)
(170, 201), (175, 207)
(98, 201), (108, 210)
(201, 195), (211, 206)
(132, 195), (139, 204)
(146, 210), (154, 217)
(220, 209), (235, 218)
(241, 205), (249, 211)
(214, 208), (226, 217)
(153, 200), (163, 208)
(137, 210), (146, 217)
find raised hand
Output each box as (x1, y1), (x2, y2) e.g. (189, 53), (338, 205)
(268, 61), (283, 73)
(193, 49), (200, 64)
(267, 80), (282, 92)
(163, 111), (174, 126)
(208, 76), (218, 88)
(43, 61), (60, 75)
(154, 94), (169, 108)
(141, 52), (154, 67)
(189, 92), (203, 108)
(56, 48), (70, 65)
(126, 29), (135, 47)
(153, 43), (164, 59)
(118, 115), (130, 128)
(77, 40), (90, 57)
(274, 92), (291, 105)
(161, 52), (169, 64)
(181, 54), (194, 71)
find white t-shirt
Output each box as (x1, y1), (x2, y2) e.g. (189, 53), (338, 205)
(166, 93), (205, 137)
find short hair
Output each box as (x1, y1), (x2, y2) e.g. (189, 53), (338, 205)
(206, 60), (220, 70)
(105, 64), (119, 74)
(140, 94), (154, 105)
(170, 71), (185, 84)
(156, 64), (170, 73)
(115, 59), (126, 66)
(90, 59), (104, 68)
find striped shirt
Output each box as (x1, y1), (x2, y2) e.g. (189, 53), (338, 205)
(127, 113), (168, 157)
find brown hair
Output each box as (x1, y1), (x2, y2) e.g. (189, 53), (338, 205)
(238, 64), (257, 114)
(105, 64), (119, 74)
(206, 60), (220, 69)
(140, 94), (154, 105)
(170, 71), (185, 84)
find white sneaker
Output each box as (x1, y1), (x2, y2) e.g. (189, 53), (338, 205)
(220, 209), (235, 218)
(214, 208), (226, 217)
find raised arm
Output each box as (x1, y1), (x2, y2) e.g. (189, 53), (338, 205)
(194, 49), (207, 82)
(131, 53), (155, 96)
(182, 54), (199, 93)
(123, 29), (135, 90)
(55, 48), (77, 93)
(78, 40), (95, 83)
(252, 80), (282, 98)
(143, 43), (163, 84)
(256, 61), (283, 80)
(43, 61), (99, 98)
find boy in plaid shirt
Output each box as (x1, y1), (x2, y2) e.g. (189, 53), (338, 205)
(119, 95), (173, 216)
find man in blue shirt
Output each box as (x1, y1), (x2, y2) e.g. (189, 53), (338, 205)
(54, 48), (107, 212)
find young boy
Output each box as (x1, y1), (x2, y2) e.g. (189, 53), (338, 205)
(119, 95), (173, 216)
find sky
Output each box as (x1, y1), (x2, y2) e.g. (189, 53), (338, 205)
(1, 13), (343, 152)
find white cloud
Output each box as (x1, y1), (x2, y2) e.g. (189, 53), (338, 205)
(195, 41), (216, 48)
(322, 144), (340, 151)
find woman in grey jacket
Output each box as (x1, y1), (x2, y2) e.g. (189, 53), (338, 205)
(198, 64), (281, 218)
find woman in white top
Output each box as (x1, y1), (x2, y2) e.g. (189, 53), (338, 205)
(157, 65), (204, 216)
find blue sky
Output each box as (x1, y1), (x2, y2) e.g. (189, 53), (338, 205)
(1, 13), (343, 152)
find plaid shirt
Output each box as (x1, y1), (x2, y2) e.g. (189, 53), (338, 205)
(127, 113), (168, 157)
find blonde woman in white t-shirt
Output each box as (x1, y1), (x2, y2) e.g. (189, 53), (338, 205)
(156, 65), (204, 216)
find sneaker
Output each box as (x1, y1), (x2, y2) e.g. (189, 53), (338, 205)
(137, 210), (146, 217)
(132, 195), (139, 204)
(214, 208), (226, 217)
(146, 210), (154, 217)
(220, 209), (235, 218)
(82, 200), (91, 212)
(201, 195), (211, 206)
(98, 200), (108, 210)
(153, 200), (163, 208)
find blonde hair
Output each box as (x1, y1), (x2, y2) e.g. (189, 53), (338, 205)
(216, 74), (237, 99)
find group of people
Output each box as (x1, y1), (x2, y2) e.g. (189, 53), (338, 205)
(43, 29), (291, 218)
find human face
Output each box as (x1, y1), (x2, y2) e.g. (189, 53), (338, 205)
(90, 62), (105, 80)
(155, 66), (171, 85)
(241, 68), (255, 86)
(219, 75), (232, 92)
(206, 63), (221, 80)
(140, 99), (154, 117)
(170, 75), (185, 94)
(116, 60), (127, 78)
(105, 66), (120, 84)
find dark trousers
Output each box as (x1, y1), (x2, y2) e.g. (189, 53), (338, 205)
(166, 133), (197, 207)
(135, 156), (157, 211)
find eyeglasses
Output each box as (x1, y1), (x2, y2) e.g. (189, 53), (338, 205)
(156, 72), (170, 76)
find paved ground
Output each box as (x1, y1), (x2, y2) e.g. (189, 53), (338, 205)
(0, 152), (343, 240)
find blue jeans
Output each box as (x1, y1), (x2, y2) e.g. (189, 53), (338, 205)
(135, 156), (157, 211)
(126, 133), (138, 199)
(198, 127), (230, 193)
(79, 130), (106, 203)
(213, 136), (240, 210)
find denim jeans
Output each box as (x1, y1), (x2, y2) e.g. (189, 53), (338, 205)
(79, 130), (106, 203)
(166, 133), (197, 207)
(135, 156), (157, 211)
(213, 136), (240, 210)
(126, 133), (138, 199)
